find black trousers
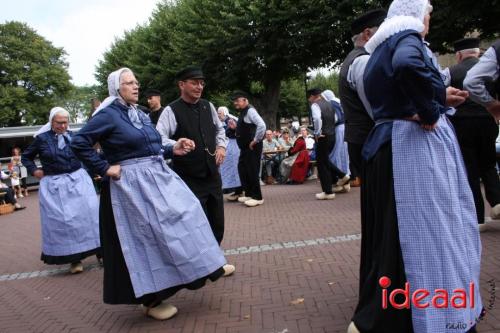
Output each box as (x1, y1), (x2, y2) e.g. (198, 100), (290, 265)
(316, 135), (345, 194)
(348, 142), (364, 179)
(450, 117), (500, 223)
(238, 142), (263, 200)
(0, 188), (17, 205)
(181, 174), (225, 244)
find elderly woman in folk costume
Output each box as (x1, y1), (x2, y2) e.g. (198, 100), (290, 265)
(348, 1), (483, 333)
(21, 107), (101, 274)
(217, 106), (243, 200)
(71, 68), (227, 320)
(279, 129), (310, 184)
(321, 90), (351, 193)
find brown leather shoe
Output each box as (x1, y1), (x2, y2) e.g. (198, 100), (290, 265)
(266, 176), (276, 185)
(350, 177), (361, 187)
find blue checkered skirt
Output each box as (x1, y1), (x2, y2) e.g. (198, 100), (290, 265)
(329, 124), (350, 175)
(110, 156), (226, 298)
(220, 138), (241, 189)
(39, 168), (100, 256)
(392, 115), (482, 333)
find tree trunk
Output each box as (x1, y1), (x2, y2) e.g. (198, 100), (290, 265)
(254, 76), (281, 131)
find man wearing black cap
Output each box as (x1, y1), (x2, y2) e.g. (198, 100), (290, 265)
(338, 9), (386, 188)
(231, 91), (266, 207)
(144, 89), (164, 125)
(450, 38), (500, 231)
(156, 66), (235, 276)
(307, 88), (349, 200)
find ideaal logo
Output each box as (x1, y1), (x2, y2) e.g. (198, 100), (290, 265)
(379, 276), (475, 309)
(379, 277), (497, 329)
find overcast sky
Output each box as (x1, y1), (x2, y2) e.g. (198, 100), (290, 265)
(1, 0), (161, 86)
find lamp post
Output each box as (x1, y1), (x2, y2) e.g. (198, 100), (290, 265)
(304, 73), (311, 126)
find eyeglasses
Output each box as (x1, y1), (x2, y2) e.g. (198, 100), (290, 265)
(183, 80), (205, 87)
(121, 80), (140, 88)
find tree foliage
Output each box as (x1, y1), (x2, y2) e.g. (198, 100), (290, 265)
(0, 21), (72, 126)
(95, 0), (500, 129)
(56, 85), (100, 123)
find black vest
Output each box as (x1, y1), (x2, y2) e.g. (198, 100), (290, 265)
(450, 57), (491, 118)
(236, 106), (257, 149)
(169, 98), (217, 178)
(315, 99), (335, 136)
(149, 107), (164, 125)
(339, 47), (375, 144)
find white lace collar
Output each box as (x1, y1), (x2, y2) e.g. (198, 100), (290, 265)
(365, 16), (424, 54)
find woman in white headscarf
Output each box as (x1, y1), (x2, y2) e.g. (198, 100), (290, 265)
(217, 106), (243, 200)
(71, 68), (227, 321)
(348, 1), (482, 333)
(22, 107), (101, 274)
(321, 89), (351, 192)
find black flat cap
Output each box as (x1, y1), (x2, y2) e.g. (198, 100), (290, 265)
(175, 66), (205, 81)
(453, 38), (480, 52)
(306, 88), (322, 98)
(230, 90), (249, 100)
(351, 9), (386, 35)
(144, 89), (161, 97)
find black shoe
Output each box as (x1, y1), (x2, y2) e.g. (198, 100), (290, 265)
(14, 206), (26, 211)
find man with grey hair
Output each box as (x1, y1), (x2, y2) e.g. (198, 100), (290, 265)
(338, 9), (386, 188)
(461, 39), (500, 230)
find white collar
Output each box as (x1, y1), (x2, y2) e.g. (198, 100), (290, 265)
(365, 16), (424, 54)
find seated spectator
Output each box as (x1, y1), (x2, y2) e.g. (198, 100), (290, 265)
(278, 128), (294, 151)
(300, 127), (316, 154)
(262, 130), (283, 184)
(279, 133), (310, 184)
(0, 166), (26, 211)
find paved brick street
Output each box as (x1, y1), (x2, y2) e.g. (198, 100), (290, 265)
(1, 181), (499, 333)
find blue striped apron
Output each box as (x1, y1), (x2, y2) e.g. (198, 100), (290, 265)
(392, 115), (482, 333)
(329, 123), (350, 175)
(110, 155), (226, 298)
(39, 168), (100, 256)
(220, 138), (241, 189)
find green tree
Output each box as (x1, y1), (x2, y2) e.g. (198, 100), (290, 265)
(308, 72), (340, 95)
(162, 0), (352, 129)
(279, 78), (307, 121)
(56, 85), (100, 123)
(402, 0), (500, 53)
(95, 0), (500, 129)
(95, 11), (185, 108)
(0, 21), (72, 126)
(96, 0), (364, 129)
